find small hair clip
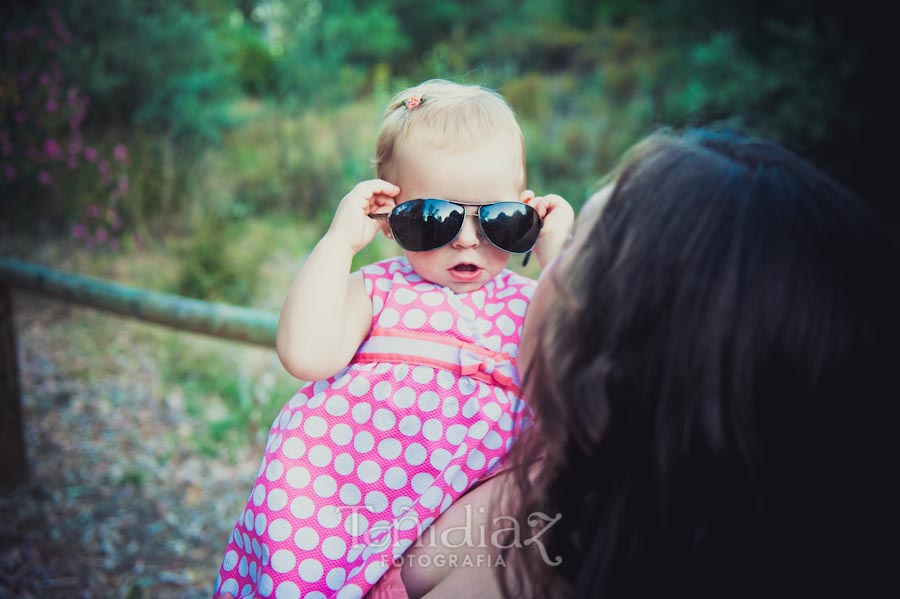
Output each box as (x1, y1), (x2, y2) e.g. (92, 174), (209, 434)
(402, 96), (424, 110)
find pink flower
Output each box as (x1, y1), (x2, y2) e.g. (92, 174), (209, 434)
(44, 138), (62, 160)
(95, 228), (108, 243)
(88, 203), (102, 218)
(84, 147), (97, 162)
(45, 100), (58, 113)
(113, 144), (129, 164)
(117, 174), (129, 192)
(98, 160), (110, 177)
(72, 223), (86, 238)
(37, 170), (52, 186)
(403, 96), (423, 109)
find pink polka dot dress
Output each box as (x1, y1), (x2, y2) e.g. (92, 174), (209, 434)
(214, 257), (535, 599)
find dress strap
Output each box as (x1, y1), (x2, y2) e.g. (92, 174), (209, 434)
(352, 327), (520, 394)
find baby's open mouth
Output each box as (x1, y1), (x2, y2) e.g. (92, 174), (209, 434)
(452, 263), (478, 272)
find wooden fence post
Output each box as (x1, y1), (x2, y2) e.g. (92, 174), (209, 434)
(0, 284), (28, 486)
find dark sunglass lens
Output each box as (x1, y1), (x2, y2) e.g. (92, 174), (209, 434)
(390, 199), (464, 251)
(479, 203), (542, 253)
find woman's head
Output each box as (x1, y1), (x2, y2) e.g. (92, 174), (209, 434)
(375, 80), (532, 293)
(511, 129), (899, 597)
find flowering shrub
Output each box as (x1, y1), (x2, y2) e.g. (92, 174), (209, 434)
(1, 7), (130, 249)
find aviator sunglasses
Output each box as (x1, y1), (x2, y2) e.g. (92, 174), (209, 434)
(369, 198), (542, 254)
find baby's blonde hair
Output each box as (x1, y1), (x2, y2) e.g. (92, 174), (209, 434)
(375, 79), (526, 189)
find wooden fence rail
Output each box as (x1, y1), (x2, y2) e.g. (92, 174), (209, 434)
(0, 257), (279, 486)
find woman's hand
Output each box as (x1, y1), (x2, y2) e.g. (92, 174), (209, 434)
(327, 179), (400, 254)
(525, 192), (575, 268)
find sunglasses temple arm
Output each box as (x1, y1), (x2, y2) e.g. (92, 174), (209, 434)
(522, 251), (532, 267)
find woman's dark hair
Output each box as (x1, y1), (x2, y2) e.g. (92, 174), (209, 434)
(502, 130), (900, 598)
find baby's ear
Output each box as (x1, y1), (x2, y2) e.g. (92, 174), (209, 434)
(519, 189), (536, 203)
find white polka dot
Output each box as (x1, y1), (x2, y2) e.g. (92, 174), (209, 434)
(375, 275), (392, 290)
(441, 396), (459, 417)
(286, 467), (310, 489)
(333, 372), (351, 390)
(325, 395), (349, 416)
(378, 308), (400, 328)
(428, 310), (453, 332)
(430, 448), (452, 470)
(298, 558), (324, 582)
(496, 315), (516, 335)
(420, 486), (442, 509)
(317, 506), (342, 528)
(403, 309), (427, 329)
(255, 512), (267, 535)
(391, 495), (414, 517)
(378, 438), (403, 460)
(468, 421), (489, 439)
(411, 472), (434, 494)
(271, 549), (295, 574)
(313, 475), (337, 498)
(303, 416), (328, 438)
(446, 424), (467, 445)
(351, 402), (371, 424)
(262, 543), (271, 567)
(497, 286), (517, 299)
(267, 433), (283, 453)
(422, 291), (445, 306)
(294, 526), (319, 550)
(508, 298), (527, 316)
(252, 484), (266, 506)
(462, 396), (479, 417)
(436, 372), (455, 391)
(393, 386), (415, 408)
(373, 408), (396, 431)
(340, 483), (362, 505)
(470, 290), (485, 309)
(384, 466), (407, 489)
(502, 343), (518, 356)
(223, 550), (238, 571)
(372, 295), (384, 315)
(257, 573), (273, 597)
(239, 555), (249, 576)
(418, 391), (440, 411)
(322, 536), (347, 560)
(393, 287), (416, 304)
(268, 518), (291, 542)
(521, 285), (535, 298)
(372, 381), (392, 401)
(345, 513), (369, 538)
(275, 580), (300, 599)
(281, 438), (305, 459)
(290, 496), (315, 519)
(422, 418), (443, 441)
(499, 413), (515, 431)
(411, 366), (434, 384)
(366, 264), (386, 275)
(451, 471), (469, 492)
(336, 584), (363, 599)
(393, 363), (409, 381)
(334, 453), (355, 475)
(467, 449), (486, 470)
(220, 578), (238, 596)
(459, 377), (477, 396)
(482, 402), (502, 422)
(365, 490), (388, 513)
(326, 567), (347, 590)
(482, 335), (502, 352)
(330, 423), (353, 446)
(440, 492), (453, 513)
(353, 431), (374, 453)
(349, 376), (370, 397)
(365, 561), (389, 584)
(357, 460), (382, 483)
(308, 445), (333, 467)
(398, 414), (421, 436)
(484, 431), (504, 449)
(282, 409), (302, 430)
(405, 443), (427, 466)
(266, 459), (284, 482)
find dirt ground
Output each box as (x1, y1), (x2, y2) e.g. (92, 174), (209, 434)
(0, 293), (263, 598)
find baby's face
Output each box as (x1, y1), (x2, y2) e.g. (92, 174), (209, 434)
(390, 136), (527, 294)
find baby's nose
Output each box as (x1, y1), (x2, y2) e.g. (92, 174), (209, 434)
(451, 213), (481, 248)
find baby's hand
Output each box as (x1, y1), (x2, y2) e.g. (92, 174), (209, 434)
(327, 179), (400, 253)
(526, 192), (575, 268)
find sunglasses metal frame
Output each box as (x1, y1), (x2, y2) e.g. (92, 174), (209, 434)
(369, 198), (542, 254)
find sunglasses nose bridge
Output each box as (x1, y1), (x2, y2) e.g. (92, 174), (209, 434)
(450, 210), (483, 247)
